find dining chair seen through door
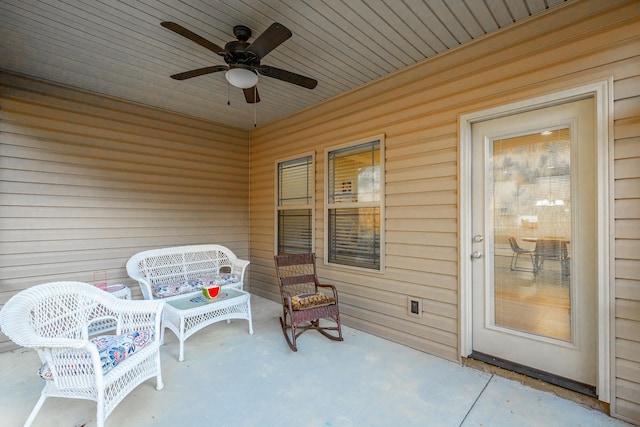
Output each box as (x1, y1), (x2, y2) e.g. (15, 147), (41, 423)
(508, 236), (536, 272)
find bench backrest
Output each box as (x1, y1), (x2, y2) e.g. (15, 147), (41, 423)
(126, 245), (248, 299)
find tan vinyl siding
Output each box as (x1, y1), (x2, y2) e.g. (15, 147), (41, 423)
(0, 72), (249, 351)
(613, 64), (640, 423)
(249, 0), (639, 422)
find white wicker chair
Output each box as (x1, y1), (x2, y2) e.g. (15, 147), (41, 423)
(0, 282), (165, 427)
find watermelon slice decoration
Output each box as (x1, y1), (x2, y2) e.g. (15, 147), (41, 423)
(202, 285), (221, 299)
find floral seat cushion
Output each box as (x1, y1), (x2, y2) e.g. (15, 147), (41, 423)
(151, 274), (241, 299)
(38, 330), (153, 380)
(291, 292), (335, 311)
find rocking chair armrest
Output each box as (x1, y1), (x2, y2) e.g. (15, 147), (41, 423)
(280, 291), (295, 311)
(316, 283), (339, 300)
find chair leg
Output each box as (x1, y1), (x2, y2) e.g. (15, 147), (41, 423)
(96, 389), (105, 427)
(511, 253), (535, 273)
(537, 257), (545, 274)
(24, 394), (47, 427)
(155, 353), (164, 391)
(561, 259), (570, 278)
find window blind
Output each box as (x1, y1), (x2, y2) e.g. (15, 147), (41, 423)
(327, 140), (381, 269)
(277, 155), (313, 255)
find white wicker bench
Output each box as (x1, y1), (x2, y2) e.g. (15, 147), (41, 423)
(126, 245), (251, 360)
(126, 244), (249, 302)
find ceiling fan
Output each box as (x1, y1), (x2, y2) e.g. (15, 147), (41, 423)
(161, 21), (318, 103)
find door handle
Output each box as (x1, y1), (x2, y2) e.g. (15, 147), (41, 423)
(473, 235), (484, 243)
(472, 251), (483, 259)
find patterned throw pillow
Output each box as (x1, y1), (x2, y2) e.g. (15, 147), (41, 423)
(291, 293), (335, 311)
(152, 279), (201, 298)
(202, 274), (241, 286)
(38, 330), (153, 380)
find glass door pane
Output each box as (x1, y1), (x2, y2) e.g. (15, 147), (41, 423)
(491, 128), (572, 341)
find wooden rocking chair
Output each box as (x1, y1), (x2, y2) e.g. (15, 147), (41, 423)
(273, 253), (343, 351)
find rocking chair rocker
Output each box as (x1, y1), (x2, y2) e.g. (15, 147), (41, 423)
(274, 253), (343, 351)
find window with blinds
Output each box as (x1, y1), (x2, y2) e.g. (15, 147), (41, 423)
(276, 155), (314, 255)
(326, 138), (384, 270)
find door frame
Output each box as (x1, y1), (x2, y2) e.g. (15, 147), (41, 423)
(458, 80), (613, 402)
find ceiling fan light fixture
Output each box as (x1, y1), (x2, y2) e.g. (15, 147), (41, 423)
(225, 68), (258, 89)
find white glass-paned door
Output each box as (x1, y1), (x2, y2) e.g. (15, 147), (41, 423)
(471, 98), (597, 387)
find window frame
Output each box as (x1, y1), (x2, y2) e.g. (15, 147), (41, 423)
(324, 135), (385, 272)
(274, 152), (315, 256)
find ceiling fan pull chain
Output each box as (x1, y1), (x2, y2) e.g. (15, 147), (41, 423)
(254, 86), (257, 127)
(227, 81), (231, 106)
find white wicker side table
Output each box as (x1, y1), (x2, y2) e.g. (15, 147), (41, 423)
(163, 288), (253, 361)
(104, 284), (131, 300)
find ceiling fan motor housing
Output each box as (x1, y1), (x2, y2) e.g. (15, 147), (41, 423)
(233, 25), (251, 41)
(224, 40), (259, 65)
(224, 25), (259, 65)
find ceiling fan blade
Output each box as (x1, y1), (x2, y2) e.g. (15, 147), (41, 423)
(256, 65), (317, 89)
(161, 21), (227, 56)
(243, 86), (260, 103)
(170, 65), (228, 80)
(245, 23), (292, 59)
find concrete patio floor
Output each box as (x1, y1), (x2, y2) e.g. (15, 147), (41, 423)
(0, 294), (632, 427)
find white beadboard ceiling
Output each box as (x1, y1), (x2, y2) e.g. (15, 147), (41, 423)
(0, 0), (568, 130)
